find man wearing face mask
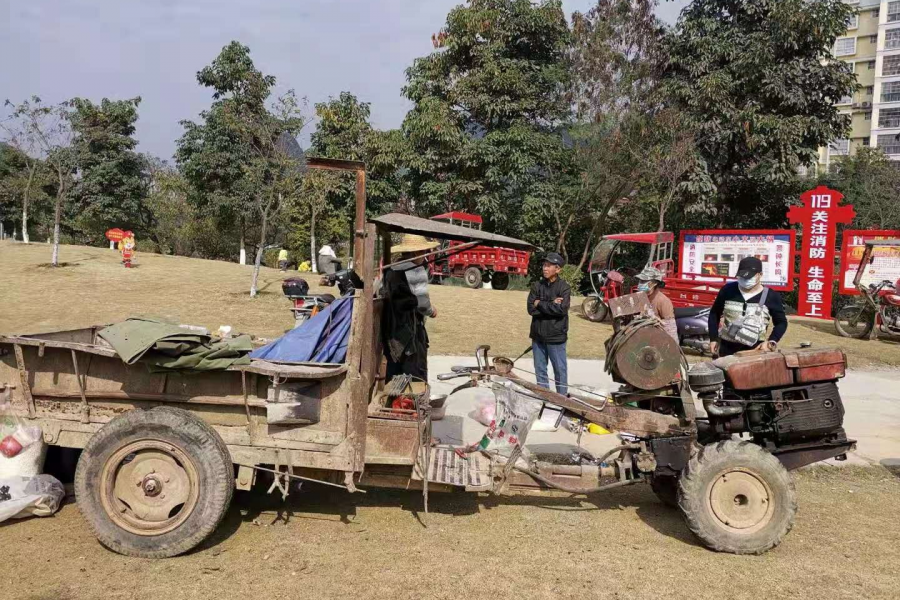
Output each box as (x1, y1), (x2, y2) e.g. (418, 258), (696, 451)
(708, 257), (788, 358)
(636, 265), (678, 341)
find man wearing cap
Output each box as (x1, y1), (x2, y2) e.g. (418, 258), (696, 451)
(708, 257), (788, 358)
(527, 252), (571, 394)
(381, 234), (439, 380)
(637, 265), (678, 341)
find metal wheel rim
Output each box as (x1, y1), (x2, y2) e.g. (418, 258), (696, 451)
(100, 439), (201, 536)
(706, 468), (774, 534)
(583, 297), (600, 315)
(465, 271), (479, 285)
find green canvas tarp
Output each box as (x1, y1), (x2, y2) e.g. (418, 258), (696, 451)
(98, 318), (251, 372)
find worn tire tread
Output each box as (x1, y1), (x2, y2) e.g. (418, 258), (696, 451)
(75, 407), (234, 558)
(677, 440), (796, 555)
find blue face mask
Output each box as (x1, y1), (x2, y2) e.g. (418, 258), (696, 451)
(637, 282), (652, 293)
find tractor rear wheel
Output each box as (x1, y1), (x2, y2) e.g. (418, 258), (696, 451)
(678, 440), (795, 555)
(491, 272), (510, 290)
(464, 267), (483, 289)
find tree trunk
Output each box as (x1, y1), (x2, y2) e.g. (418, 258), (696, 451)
(658, 207), (666, 233)
(250, 209), (268, 298)
(21, 162), (37, 244)
(51, 193), (63, 267)
(240, 235), (246, 265)
(310, 206), (318, 273)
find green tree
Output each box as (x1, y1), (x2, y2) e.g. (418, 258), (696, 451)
(0, 140), (52, 243)
(67, 97), (147, 244)
(818, 148), (900, 230)
(663, 0), (858, 224)
(176, 41), (271, 263)
(400, 0), (572, 235)
(143, 156), (198, 256)
(563, 0), (677, 266)
(6, 97), (75, 266)
(299, 92), (409, 269)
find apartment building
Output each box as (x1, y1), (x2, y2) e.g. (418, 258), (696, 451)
(819, 1), (900, 172)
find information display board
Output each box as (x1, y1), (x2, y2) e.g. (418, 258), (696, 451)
(839, 229), (900, 295)
(677, 230), (796, 292)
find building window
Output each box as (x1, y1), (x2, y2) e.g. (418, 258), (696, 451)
(829, 139), (850, 156)
(869, 60), (877, 69)
(837, 94), (853, 105)
(873, 9), (880, 19)
(880, 107), (900, 128)
(877, 134), (900, 154)
(871, 35), (879, 43)
(888, 29), (900, 49)
(863, 138), (870, 146)
(890, 2), (900, 23)
(867, 85), (875, 95)
(883, 81), (900, 102)
(885, 55), (900, 76)
(848, 14), (859, 30)
(866, 112), (873, 120)
(834, 37), (857, 56)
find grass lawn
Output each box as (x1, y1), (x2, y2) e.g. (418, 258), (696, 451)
(2, 241), (899, 368)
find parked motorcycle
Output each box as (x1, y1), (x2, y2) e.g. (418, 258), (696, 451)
(282, 278), (335, 328)
(834, 239), (900, 340)
(834, 279), (900, 339)
(675, 306), (713, 355)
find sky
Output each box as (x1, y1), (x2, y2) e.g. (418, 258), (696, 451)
(2, 0), (691, 160)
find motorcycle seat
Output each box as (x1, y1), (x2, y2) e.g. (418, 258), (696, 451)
(674, 306), (709, 318)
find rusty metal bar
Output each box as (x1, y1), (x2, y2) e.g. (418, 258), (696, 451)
(380, 241), (480, 271)
(503, 373), (688, 436)
(353, 169), (367, 264)
(70, 349), (90, 424)
(13, 344), (35, 418)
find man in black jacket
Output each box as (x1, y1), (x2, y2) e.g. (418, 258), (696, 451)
(527, 252), (571, 394)
(708, 257), (788, 358)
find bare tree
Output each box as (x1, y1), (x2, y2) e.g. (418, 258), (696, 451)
(6, 97), (74, 265)
(224, 90), (307, 296)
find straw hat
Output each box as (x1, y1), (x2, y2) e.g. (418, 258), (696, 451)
(392, 233), (439, 254)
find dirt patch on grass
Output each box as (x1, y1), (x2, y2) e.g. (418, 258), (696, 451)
(2, 242), (900, 368)
(0, 467), (897, 600)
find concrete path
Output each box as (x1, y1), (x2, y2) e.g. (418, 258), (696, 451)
(427, 356), (900, 468)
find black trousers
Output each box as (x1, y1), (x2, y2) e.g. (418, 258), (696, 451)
(385, 324), (429, 381)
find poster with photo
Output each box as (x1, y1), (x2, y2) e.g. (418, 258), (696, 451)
(678, 230), (796, 291)
(839, 230), (900, 295)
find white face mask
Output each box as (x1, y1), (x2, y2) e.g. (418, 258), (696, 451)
(637, 282), (653, 293)
(738, 275), (761, 291)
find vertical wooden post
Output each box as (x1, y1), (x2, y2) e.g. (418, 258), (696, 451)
(353, 169), (367, 264)
(13, 345), (35, 418)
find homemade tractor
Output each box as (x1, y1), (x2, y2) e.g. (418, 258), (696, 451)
(427, 212), (530, 290)
(442, 292), (855, 554)
(0, 159), (855, 559)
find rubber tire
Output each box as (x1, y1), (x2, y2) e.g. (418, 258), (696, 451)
(75, 407), (234, 558)
(491, 272), (510, 291)
(650, 474), (679, 508)
(581, 296), (608, 322)
(678, 440), (796, 555)
(833, 305), (874, 339)
(464, 267), (483, 289)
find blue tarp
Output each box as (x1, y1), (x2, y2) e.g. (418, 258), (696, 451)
(249, 297), (355, 363)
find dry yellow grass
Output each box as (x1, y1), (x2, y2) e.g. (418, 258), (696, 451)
(2, 241), (900, 368)
(0, 467), (897, 600)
